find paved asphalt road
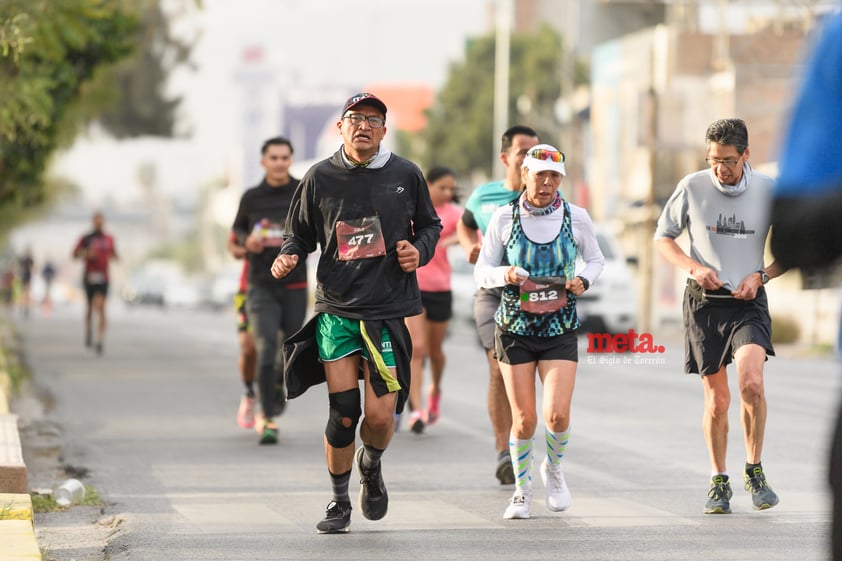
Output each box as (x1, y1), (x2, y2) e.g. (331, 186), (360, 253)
(10, 300), (840, 561)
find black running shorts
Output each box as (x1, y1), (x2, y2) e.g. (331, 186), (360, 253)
(494, 327), (578, 365)
(682, 281), (775, 375)
(84, 282), (108, 302)
(420, 290), (453, 322)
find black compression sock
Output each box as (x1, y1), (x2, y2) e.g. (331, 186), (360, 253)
(362, 444), (385, 470)
(746, 462), (762, 477)
(329, 469), (352, 503)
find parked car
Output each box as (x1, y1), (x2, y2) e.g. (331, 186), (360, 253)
(121, 259), (189, 309)
(576, 225), (638, 334)
(206, 264), (242, 311)
(121, 273), (165, 307)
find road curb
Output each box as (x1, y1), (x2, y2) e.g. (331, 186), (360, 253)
(0, 413), (27, 493)
(0, 520), (41, 559)
(1, 492), (34, 520)
(0, 345), (41, 560)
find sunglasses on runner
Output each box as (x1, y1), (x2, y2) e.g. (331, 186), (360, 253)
(527, 148), (566, 163)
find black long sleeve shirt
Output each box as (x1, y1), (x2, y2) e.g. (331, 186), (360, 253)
(281, 150), (442, 319)
(231, 178), (307, 288)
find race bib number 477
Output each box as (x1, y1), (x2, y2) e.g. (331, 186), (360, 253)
(336, 216), (387, 261)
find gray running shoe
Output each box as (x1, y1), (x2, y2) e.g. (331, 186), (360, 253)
(496, 451), (515, 485)
(316, 500), (352, 534)
(705, 475), (733, 514)
(744, 467), (780, 510)
(355, 446), (388, 520)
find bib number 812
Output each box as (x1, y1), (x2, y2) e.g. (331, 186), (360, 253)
(528, 290), (558, 302)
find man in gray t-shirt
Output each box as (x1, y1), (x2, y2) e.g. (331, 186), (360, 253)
(655, 118), (785, 516)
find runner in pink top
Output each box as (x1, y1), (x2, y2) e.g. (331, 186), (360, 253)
(405, 166), (462, 433)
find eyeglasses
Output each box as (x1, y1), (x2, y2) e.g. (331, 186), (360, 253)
(705, 157), (740, 169)
(528, 148), (565, 163)
(342, 113), (385, 129)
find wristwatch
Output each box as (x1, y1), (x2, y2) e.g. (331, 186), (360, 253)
(757, 269), (770, 285)
(576, 276), (590, 291)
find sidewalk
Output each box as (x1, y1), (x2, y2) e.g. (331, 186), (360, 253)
(0, 315), (40, 560)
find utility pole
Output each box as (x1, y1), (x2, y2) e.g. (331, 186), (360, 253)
(642, 25), (669, 334)
(492, 0), (512, 180)
(560, 0), (580, 202)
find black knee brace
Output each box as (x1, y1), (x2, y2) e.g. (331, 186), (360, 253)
(326, 388), (362, 448)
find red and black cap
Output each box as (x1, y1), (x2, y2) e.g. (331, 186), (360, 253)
(341, 92), (387, 117)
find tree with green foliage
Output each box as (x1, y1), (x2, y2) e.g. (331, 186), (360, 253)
(1, 1), (136, 206)
(96, 0), (196, 138)
(405, 24), (588, 181)
(0, 0), (196, 240)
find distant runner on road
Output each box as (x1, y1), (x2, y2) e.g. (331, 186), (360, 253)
(231, 136), (308, 446)
(72, 211), (118, 355)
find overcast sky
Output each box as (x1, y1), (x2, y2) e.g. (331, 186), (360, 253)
(55, 0), (838, 206)
(189, 0), (491, 86)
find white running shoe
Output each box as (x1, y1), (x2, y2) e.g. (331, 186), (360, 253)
(502, 490), (532, 519)
(540, 458), (571, 511)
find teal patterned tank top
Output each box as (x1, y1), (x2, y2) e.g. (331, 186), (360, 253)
(494, 198), (580, 336)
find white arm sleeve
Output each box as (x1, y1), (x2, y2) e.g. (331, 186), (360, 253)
(572, 207), (605, 285)
(473, 208), (511, 289)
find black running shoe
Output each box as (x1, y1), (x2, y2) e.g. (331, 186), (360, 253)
(258, 420), (278, 445)
(316, 500), (352, 534)
(705, 475), (733, 514)
(355, 446), (388, 520)
(271, 381), (287, 417)
(744, 467), (779, 510)
(496, 450), (515, 485)
(409, 411), (425, 435)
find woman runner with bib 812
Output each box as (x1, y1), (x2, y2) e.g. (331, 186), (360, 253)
(473, 144), (603, 519)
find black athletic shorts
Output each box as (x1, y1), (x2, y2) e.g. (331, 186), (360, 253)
(683, 279), (775, 375)
(421, 290), (452, 322)
(84, 282), (108, 302)
(494, 327), (578, 365)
